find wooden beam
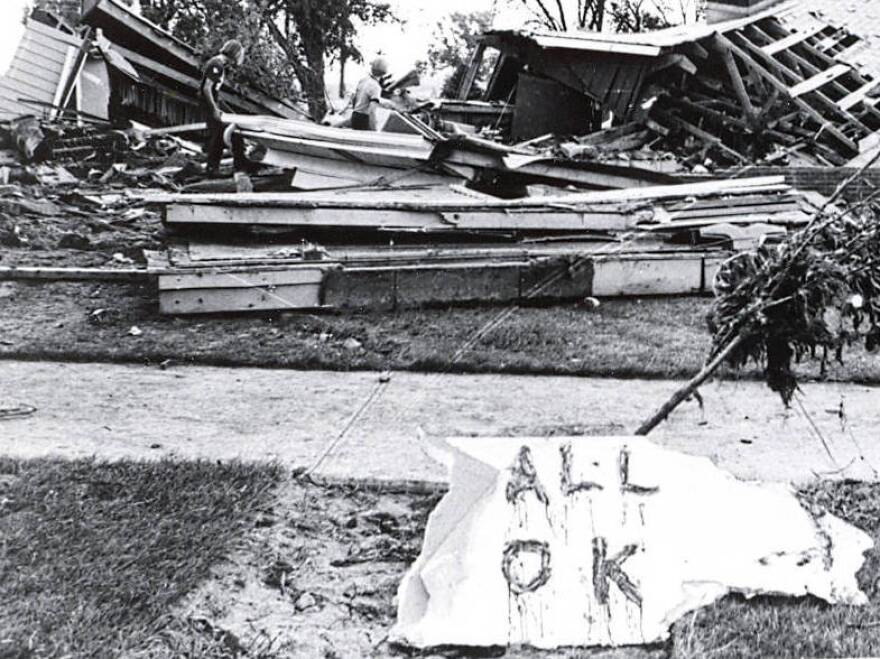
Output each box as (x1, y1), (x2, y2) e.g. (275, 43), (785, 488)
(110, 43), (267, 116)
(761, 25), (825, 56)
(713, 34), (859, 155)
(788, 64), (851, 98)
(0, 266), (148, 282)
(57, 27), (94, 115)
(653, 108), (749, 164)
(152, 176), (789, 209)
(838, 80), (880, 111)
(717, 42), (758, 121)
(457, 41), (486, 101)
(654, 53), (697, 76)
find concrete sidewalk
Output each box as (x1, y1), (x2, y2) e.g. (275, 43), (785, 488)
(1, 359), (878, 484)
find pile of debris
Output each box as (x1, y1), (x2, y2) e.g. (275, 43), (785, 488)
(145, 172), (821, 314)
(0, 115), (210, 270)
(444, 1), (880, 170)
(3, 0), (879, 319)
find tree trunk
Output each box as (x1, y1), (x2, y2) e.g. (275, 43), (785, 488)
(339, 53), (347, 99)
(302, 45), (327, 120)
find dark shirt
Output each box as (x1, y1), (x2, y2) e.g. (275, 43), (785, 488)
(201, 54), (227, 107)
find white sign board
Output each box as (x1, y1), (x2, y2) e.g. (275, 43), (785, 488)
(393, 437), (872, 649)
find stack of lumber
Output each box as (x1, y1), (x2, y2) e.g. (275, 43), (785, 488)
(145, 176), (817, 314)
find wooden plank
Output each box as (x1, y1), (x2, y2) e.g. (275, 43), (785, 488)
(762, 25), (825, 55)
(164, 204), (632, 231)
(0, 266), (148, 282)
(165, 205), (443, 229)
(838, 81), (880, 111)
(8, 54), (65, 89)
(396, 265), (520, 307)
(26, 18), (83, 49)
(22, 30), (75, 59)
(666, 202), (802, 220)
(4, 71), (57, 98)
(457, 42), (486, 101)
(153, 176), (789, 209)
(641, 212), (808, 231)
(591, 255), (706, 297)
(160, 281), (322, 314)
(158, 268), (324, 291)
(259, 150), (464, 189)
(788, 64), (851, 98)
(664, 193), (798, 211)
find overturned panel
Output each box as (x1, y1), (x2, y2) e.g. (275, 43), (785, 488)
(393, 436), (872, 649)
(592, 254), (708, 297)
(158, 268), (323, 314)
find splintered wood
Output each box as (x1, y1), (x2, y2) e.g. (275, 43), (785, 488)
(147, 177), (807, 314)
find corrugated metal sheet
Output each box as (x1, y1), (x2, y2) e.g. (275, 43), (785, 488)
(0, 19), (81, 121)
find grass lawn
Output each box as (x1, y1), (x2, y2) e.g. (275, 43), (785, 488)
(0, 458), (279, 657)
(2, 458), (880, 658)
(673, 480), (880, 658)
(2, 281), (880, 384)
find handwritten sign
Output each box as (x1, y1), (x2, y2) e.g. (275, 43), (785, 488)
(393, 437), (871, 650)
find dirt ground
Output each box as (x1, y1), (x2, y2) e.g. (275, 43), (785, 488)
(160, 476), (665, 659)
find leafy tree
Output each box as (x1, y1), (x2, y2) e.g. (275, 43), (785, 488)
(140, 0), (296, 100)
(608, 0), (668, 32)
(140, 0), (394, 119)
(508, 0), (607, 31)
(506, 0), (697, 32)
(426, 11), (495, 98)
(257, 0), (395, 118)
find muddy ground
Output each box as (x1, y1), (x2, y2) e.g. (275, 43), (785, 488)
(161, 477), (665, 659)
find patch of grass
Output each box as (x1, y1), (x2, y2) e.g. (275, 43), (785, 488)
(0, 459), (280, 657)
(0, 281), (713, 378)
(3, 279), (880, 389)
(3, 281), (878, 383)
(672, 480), (880, 658)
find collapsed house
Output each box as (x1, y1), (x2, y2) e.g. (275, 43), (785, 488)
(3, 0), (879, 316)
(451, 0), (880, 167)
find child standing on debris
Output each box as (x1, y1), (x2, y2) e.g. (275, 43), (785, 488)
(350, 57), (397, 130)
(201, 40), (248, 177)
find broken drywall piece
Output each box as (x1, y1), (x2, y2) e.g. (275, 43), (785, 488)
(392, 437), (872, 650)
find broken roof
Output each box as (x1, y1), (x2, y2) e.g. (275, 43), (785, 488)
(482, 2), (807, 58)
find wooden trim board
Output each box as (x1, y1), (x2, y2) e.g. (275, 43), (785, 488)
(156, 251), (723, 314)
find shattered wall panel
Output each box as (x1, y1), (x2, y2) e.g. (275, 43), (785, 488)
(511, 74), (594, 141)
(0, 19), (81, 121)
